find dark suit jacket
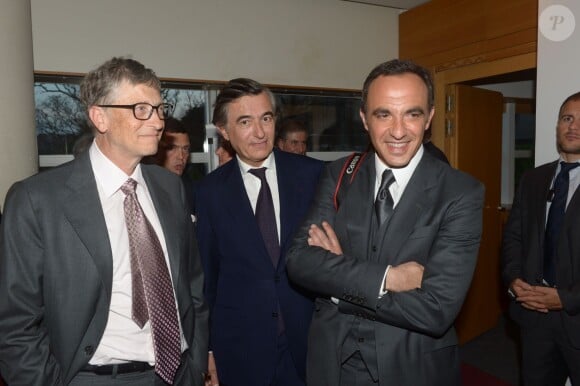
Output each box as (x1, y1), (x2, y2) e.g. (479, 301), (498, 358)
(0, 152), (208, 386)
(195, 149), (323, 386)
(502, 161), (580, 347)
(286, 150), (484, 386)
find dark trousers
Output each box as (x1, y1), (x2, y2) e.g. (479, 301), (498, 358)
(521, 313), (580, 386)
(221, 333), (303, 386)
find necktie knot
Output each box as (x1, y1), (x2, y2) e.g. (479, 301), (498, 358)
(377, 169), (395, 200)
(121, 178), (137, 195)
(249, 167), (267, 181)
(559, 161), (579, 175)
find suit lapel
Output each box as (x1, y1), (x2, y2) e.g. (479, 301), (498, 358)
(378, 153), (440, 265)
(222, 160), (274, 267)
(534, 162), (557, 250)
(63, 153), (113, 298)
(142, 167), (182, 285)
(275, 151), (299, 255)
(340, 154), (375, 259)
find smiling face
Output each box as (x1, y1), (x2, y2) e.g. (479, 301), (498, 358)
(218, 92), (275, 167)
(556, 98), (580, 162)
(360, 73), (434, 168)
(90, 80), (164, 174)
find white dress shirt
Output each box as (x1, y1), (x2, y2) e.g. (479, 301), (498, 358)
(88, 142), (186, 365)
(236, 152), (281, 240)
(377, 146), (424, 296)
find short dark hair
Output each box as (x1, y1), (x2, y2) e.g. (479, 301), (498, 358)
(559, 91), (580, 117)
(163, 117), (188, 135)
(361, 59), (434, 113)
(277, 119), (308, 141)
(80, 57), (161, 130)
(212, 78), (276, 127)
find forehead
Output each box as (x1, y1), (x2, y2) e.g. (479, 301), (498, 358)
(164, 132), (190, 144)
(227, 92), (273, 119)
(111, 80), (161, 102)
(286, 131), (308, 140)
(560, 99), (580, 115)
(366, 73), (429, 105)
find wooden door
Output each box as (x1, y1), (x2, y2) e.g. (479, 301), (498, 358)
(446, 84), (504, 344)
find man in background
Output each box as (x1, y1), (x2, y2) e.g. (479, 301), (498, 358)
(276, 118), (308, 155)
(195, 78), (323, 386)
(154, 117), (191, 176)
(215, 133), (235, 166)
(287, 59), (484, 386)
(0, 57), (208, 385)
(502, 91), (580, 386)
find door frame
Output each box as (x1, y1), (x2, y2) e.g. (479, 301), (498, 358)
(431, 52), (537, 167)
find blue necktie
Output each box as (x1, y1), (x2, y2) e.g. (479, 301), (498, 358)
(543, 162), (579, 286)
(249, 168), (280, 267)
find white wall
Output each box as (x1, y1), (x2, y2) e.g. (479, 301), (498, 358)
(30, 0), (399, 90)
(536, 0), (580, 165)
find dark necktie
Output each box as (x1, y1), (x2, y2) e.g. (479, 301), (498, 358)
(249, 168), (280, 267)
(121, 179), (181, 384)
(543, 162), (579, 286)
(375, 169), (395, 226)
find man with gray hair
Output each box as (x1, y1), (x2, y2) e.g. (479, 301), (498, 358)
(0, 57), (208, 385)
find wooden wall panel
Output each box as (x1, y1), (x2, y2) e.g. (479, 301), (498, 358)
(400, 0), (538, 71)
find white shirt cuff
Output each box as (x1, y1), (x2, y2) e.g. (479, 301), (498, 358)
(379, 265), (391, 298)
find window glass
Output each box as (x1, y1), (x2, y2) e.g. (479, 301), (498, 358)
(273, 90), (367, 152)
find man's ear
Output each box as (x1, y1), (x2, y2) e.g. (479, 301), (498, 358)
(88, 106), (108, 134)
(217, 125), (229, 141)
(359, 109), (369, 133)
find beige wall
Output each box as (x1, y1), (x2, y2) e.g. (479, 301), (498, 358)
(0, 0), (37, 205)
(31, 0), (400, 89)
(536, 0), (580, 165)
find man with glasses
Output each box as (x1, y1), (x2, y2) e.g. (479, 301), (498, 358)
(0, 57), (208, 385)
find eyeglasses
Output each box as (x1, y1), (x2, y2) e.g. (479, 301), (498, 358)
(97, 102), (174, 121)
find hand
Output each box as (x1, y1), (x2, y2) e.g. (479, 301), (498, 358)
(205, 352), (219, 386)
(307, 221), (343, 255)
(384, 261), (424, 292)
(516, 284), (562, 313)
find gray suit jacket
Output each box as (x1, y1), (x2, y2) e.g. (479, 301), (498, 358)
(0, 152), (208, 385)
(286, 150), (484, 386)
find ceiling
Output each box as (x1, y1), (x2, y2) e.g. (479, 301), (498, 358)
(341, 0), (430, 10)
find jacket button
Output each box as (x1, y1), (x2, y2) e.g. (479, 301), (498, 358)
(371, 245), (377, 252)
(272, 312), (278, 318)
(274, 275), (280, 283)
(84, 346), (94, 356)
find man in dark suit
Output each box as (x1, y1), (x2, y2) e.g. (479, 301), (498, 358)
(502, 91), (580, 386)
(286, 59), (484, 386)
(0, 57), (208, 385)
(195, 78), (323, 386)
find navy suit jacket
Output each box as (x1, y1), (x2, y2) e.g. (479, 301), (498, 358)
(502, 161), (580, 347)
(195, 149), (323, 386)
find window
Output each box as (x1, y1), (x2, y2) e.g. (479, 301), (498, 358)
(34, 75), (365, 169)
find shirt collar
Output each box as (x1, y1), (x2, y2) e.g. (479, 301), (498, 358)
(236, 151), (276, 175)
(374, 145), (424, 188)
(89, 141), (145, 198)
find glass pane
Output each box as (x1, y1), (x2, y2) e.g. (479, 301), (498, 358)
(274, 91), (368, 152)
(35, 80), (86, 156)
